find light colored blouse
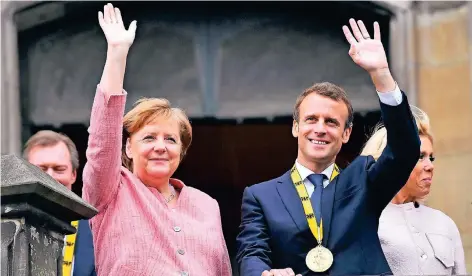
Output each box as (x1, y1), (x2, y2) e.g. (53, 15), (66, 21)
(379, 202), (467, 275)
(83, 87), (232, 276)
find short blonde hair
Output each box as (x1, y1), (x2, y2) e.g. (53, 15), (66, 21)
(361, 106), (433, 160)
(23, 130), (79, 170)
(122, 98), (192, 171)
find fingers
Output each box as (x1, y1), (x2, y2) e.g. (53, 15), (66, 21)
(358, 19), (382, 40)
(98, 11), (105, 27)
(284, 268), (296, 276)
(343, 18), (381, 45)
(114, 7), (124, 26)
(349, 18), (364, 42)
(100, 3), (126, 27)
(128, 20), (137, 34)
(374, 21), (381, 40)
(357, 20), (370, 39)
(108, 3), (117, 23)
(103, 4), (111, 24)
(262, 271), (273, 276)
(342, 25), (357, 46)
(102, 3), (121, 25)
(269, 268), (295, 276)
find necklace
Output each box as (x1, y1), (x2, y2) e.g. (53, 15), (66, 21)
(164, 185), (176, 203)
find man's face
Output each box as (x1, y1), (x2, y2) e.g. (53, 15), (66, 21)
(27, 142), (77, 190)
(293, 93), (352, 166)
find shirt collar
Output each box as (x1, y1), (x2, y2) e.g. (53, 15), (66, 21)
(295, 160), (335, 182)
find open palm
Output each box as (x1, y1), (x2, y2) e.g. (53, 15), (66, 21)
(98, 3), (137, 48)
(342, 19), (388, 72)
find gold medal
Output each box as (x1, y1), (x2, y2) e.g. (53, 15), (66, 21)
(305, 245), (334, 272)
(290, 164), (339, 272)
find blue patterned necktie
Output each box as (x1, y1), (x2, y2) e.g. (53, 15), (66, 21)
(307, 174), (325, 224)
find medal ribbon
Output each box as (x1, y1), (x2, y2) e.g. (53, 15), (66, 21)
(63, 220), (79, 276)
(290, 164), (339, 243)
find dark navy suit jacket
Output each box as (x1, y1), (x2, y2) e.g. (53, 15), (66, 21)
(236, 92), (420, 275)
(73, 220), (96, 276)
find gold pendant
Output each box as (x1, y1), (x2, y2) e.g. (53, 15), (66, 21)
(305, 245), (333, 272)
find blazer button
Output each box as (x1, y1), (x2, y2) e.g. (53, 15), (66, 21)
(174, 226), (181, 232)
(178, 249), (185, 255)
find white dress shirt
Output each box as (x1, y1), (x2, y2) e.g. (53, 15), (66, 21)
(295, 160), (334, 197)
(377, 83), (403, 106)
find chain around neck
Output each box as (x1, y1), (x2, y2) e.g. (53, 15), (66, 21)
(164, 185), (176, 203)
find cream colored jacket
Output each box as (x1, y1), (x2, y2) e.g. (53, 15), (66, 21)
(378, 202), (467, 275)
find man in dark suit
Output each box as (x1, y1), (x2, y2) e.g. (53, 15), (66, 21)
(236, 19), (421, 276)
(24, 130), (96, 276)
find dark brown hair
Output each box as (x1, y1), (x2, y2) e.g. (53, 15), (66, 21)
(293, 82), (354, 129)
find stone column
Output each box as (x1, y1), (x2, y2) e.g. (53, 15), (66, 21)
(1, 154), (98, 276)
(1, 2), (24, 155)
(414, 1), (472, 271)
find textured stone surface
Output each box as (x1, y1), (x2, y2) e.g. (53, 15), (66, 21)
(1, 154), (97, 276)
(1, 219), (63, 276)
(1, 154), (97, 221)
(415, 4), (472, 272)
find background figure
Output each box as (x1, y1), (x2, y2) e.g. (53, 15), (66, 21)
(82, 4), (231, 275)
(23, 130), (96, 276)
(361, 107), (467, 275)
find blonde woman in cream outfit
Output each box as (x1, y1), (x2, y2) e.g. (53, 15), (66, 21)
(361, 106), (467, 275)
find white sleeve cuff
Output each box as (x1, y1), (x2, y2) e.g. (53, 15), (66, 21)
(377, 83), (403, 106)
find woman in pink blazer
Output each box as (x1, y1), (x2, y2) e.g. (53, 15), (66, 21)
(82, 3), (232, 276)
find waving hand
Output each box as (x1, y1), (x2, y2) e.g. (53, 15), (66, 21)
(342, 19), (388, 73)
(98, 3), (137, 49)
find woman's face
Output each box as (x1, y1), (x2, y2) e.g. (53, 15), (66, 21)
(405, 135), (435, 199)
(126, 117), (182, 184)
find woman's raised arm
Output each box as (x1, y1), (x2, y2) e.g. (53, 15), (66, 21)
(82, 3), (137, 211)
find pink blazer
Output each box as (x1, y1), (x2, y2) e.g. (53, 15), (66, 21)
(83, 87), (232, 276)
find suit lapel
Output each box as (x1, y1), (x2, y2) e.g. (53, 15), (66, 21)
(321, 175), (337, 246)
(276, 171), (308, 232)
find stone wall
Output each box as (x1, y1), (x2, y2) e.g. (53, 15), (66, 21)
(415, 2), (472, 271)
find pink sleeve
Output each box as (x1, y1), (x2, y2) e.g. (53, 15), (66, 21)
(215, 200), (233, 276)
(82, 85), (127, 211)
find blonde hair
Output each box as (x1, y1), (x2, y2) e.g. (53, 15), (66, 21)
(23, 130), (79, 171)
(122, 98), (192, 171)
(361, 106), (433, 203)
(361, 106), (433, 159)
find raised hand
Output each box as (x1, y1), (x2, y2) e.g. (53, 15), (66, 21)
(98, 3), (137, 50)
(342, 18), (395, 92)
(97, 3), (137, 95)
(342, 19), (388, 73)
